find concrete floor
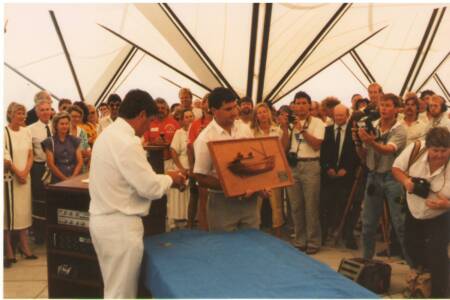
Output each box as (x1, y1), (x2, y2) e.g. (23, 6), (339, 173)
(3, 231), (412, 299)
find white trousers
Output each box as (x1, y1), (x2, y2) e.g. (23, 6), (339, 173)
(90, 213), (144, 299)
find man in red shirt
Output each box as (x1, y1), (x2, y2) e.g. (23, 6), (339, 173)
(187, 94), (212, 230)
(143, 98), (180, 160)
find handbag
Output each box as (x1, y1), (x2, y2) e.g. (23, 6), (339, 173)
(41, 137), (54, 185)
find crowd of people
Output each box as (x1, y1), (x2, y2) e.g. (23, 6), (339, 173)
(3, 84), (450, 298)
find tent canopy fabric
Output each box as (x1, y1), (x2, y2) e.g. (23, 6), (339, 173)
(4, 3), (450, 112)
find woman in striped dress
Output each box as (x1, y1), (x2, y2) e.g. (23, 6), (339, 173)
(4, 102), (36, 268)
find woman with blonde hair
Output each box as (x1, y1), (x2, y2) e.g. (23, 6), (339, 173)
(250, 103), (289, 237)
(4, 102), (36, 267)
(41, 112), (83, 183)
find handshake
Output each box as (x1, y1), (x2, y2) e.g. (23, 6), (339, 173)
(167, 169), (189, 191)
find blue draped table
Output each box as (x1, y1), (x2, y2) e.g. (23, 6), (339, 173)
(142, 229), (377, 298)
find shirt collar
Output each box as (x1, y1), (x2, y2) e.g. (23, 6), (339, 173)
(334, 122), (347, 131)
(210, 118), (237, 136)
(116, 117), (136, 136)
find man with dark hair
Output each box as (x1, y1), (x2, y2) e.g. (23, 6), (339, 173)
(58, 99), (72, 112)
(286, 91), (325, 254)
(89, 89), (186, 298)
(400, 92), (427, 145)
(392, 127), (450, 297)
(237, 96), (254, 125)
(355, 93), (409, 261)
(193, 87), (261, 231)
(418, 89), (435, 122)
(98, 93), (122, 134)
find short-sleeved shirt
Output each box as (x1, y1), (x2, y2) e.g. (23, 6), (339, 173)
(188, 116), (212, 145)
(42, 135), (81, 181)
(425, 115), (450, 132)
(365, 120), (406, 173)
(289, 116), (325, 158)
(193, 119), (253, 179)
(143, 117), (180, 145)
(393, 141), (450, 219)
(399, 118), (427, 146)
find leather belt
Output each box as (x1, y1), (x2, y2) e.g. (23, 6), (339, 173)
(297, 157), (319, 162)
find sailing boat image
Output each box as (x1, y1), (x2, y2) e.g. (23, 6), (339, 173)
(228, 141), (275, 177)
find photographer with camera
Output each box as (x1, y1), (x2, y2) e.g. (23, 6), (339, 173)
(354, 93), (409, 261)
(392, 127), (450, 298)
(286, 91), (325, 254)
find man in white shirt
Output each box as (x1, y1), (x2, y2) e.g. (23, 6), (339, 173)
(27, 99), (52, 244)
(286, 91), (325, 254)
(193, 87), (260, 231)
(89, 89), (186, 299)
(97, 94), (121, 134)
(400, 93), (427, 145)
(418, 90), (434, 123)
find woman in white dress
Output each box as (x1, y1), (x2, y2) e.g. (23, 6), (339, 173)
(167, 109), (194, 229)
(4, 102), (36, 268)
(250, 103), (289, 237)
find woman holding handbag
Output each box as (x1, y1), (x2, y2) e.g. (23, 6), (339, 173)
(42, 112), (83, 183)
(4, 102), (36, 267)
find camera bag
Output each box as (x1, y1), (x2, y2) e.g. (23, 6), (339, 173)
(338, 258), (391, 293)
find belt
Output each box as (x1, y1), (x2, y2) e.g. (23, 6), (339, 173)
(33, 161), (46, 164)
(297, 157), (319, 162)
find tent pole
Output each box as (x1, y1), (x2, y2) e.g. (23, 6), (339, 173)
(270, 26), (387, 105)
(264, 3), (351, 102)
(160, 4), (238, 97)
(49, 11), (85, 102)
(415, 52), (450, 93)
(350, 49), (376, 83)
(246, 3), (260, 101)
(256, 3), (272, 103)
(408, 7), (446, 93)
(400, 8), (438, 96)
(160, 76), (202, 99)
(4, 62), (60, 101)
(94, 46), (137, 107)
(98, 24), (211, 92)
(433, 73), (450, 102)
(339, 58), (368, 90)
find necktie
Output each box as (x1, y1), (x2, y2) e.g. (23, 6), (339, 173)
(335, 126), (342, 165)
(45, 125), (51, 137)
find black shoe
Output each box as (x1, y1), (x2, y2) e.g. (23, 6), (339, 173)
(345, 239), (358, 250)
(306, 247), (320, 255)
(295, 245), (307, 252)
(17, 247), (38, 260)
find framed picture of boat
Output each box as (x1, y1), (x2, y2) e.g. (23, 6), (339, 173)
(207, 136), (294, 197)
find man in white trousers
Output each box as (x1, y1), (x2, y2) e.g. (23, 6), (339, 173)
(89, 89), (186, 298)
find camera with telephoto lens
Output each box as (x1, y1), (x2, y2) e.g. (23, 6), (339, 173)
(352, 102), (380, 135)
(411, 177), (431, 198)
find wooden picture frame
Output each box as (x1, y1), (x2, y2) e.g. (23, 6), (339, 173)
(207, 136), (294, 197)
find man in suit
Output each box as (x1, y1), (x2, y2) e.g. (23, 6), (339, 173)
(320, 104), (359, 247)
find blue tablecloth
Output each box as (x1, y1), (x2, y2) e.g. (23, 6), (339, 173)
(142, 229), (377, 298)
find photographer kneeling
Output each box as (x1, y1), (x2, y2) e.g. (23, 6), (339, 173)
(392, 127), (450, 298)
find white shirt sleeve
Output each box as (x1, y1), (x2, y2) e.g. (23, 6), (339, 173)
(392, 142), (416, 171)
(193, 134), (213, 176)
(116, 140), (173, 201)
(311, 119), (325, 140)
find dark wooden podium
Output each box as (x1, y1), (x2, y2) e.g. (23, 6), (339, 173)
(45, 145), (168, 298)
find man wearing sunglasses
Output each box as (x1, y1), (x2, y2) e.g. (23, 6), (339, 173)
(98, 94), (122, 134)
